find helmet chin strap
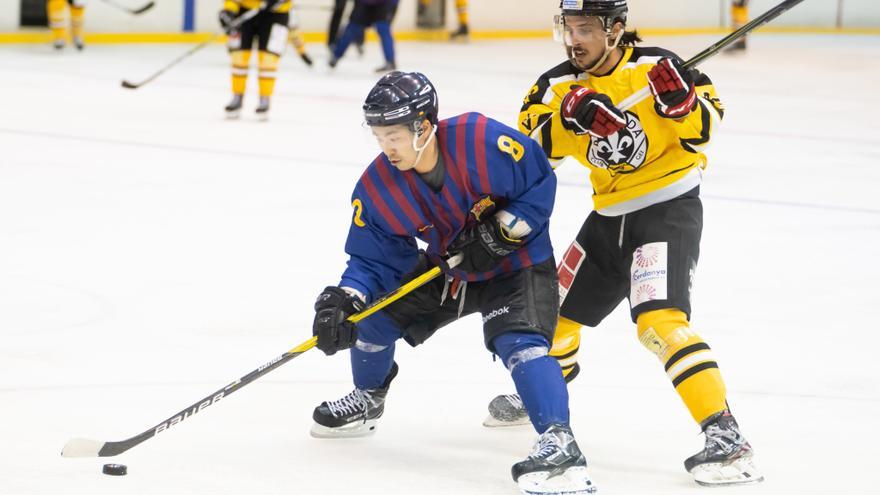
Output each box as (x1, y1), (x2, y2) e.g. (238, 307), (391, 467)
(581, 28), (624, 74)
(411, 124), (438, 170)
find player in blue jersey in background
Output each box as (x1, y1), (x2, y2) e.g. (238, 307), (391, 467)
(308, 71), (596, 495)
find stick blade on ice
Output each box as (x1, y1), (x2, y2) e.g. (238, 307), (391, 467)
(132, 1), (156, 15)
(61, 438), (105, 457)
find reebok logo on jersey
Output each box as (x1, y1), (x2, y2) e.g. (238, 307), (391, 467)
(482, 306), (510, 324)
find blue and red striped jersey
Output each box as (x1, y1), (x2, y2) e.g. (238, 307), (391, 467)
(339, 112), (557, 302)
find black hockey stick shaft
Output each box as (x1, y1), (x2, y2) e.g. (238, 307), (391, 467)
(100, 0), (156, 15)
(617, 0), (805, 110)
(61, 256), (459, 458)
(120, 7), (262, 90)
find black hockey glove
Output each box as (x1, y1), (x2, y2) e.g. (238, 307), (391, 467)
(313, 286), (365, 356)
(218, 9), (237, 34)
(447, 217), (523, 273)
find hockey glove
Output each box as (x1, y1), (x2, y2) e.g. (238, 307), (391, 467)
(313, 286), (365, 356)
(560, 86), (627, 138)
(647, 58), (697, 119)
(448, 217), (523, 273)
(218, 9), (238, 34)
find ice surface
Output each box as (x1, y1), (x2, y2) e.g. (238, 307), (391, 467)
(1, 35), (879, 494)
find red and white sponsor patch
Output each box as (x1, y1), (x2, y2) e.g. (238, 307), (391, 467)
(558, 241), (586, 305)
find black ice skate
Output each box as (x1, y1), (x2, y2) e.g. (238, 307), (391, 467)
(73, 36), (84, 51)
(53, 39), (66, 50)
(224, 94), (243, 119)
(685, 410), (764, 486)
(310, 362), (398, 439)
(450, 24), (470, 41)
(255, 97), (270, 121)
(512, 424), (596, 495)
(374, 61), (397, 74)
(484, 393), (530, 427)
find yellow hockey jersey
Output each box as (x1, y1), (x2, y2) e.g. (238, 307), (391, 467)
(224, 0), (292, 14)
(519, 46), (724, 216)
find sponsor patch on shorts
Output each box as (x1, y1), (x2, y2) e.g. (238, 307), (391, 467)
(558, 242), (586, 305)
(630, 242), (668, 308)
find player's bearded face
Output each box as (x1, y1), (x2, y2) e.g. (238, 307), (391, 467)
(372, 124), (419, 171)
(563, 16), (608, 70)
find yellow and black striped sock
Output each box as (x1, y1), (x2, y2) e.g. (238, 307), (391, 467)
(637, 309), (728, 424)
(258, 51), (280, 98)
(230, 50), (251, 96)
(550, 317), (582, 383)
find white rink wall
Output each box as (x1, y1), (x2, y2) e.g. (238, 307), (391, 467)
(2, 0), (879, 33)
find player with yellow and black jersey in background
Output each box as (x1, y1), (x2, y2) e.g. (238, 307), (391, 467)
(484, 0), (763, 487)
(220, 0), (292, 120)
(47, 0), (86, 50)
(729, 0), (750, 51)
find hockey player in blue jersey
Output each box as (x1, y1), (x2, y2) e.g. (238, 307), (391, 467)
(309, 71), (596, 495)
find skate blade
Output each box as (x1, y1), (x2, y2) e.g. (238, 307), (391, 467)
(225, 110), (241, 120)
(517, 466), (597, 495)
(483, 414), (531, 428)
(256, 112), (269, 122)
(310, 419), (378, 439)
(691, 457), (764, 486)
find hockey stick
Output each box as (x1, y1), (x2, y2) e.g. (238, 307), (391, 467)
(61, 254), (461, 458)
(100, 0), (156, 16)
(120, 7), (262, 90)
(616, 0), (805, 111)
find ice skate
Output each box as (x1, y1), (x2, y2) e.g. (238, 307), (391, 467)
(450, 24), (470, 41)
(255, 97), (270, 121)
(52, 39), (66, 50)
(484, 393), (530, 427)
(512, 424), (597, 495)
(375, 61), (397, 74)
(72, 36), (85, 51)
(685, 410), (764, 486)
(224, 94), (243, 119)
(311, 363), (398, 439)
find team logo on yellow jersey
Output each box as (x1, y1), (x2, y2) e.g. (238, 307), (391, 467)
(588, 112), (648, 175)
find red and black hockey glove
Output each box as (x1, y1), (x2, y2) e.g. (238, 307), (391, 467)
(560, 86), (627, 138)
(647, 58), (697, 119)
(447, 217), (523, 273)
(313, 286), (365, 356)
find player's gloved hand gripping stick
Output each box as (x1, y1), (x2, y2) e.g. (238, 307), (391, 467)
(60, 254), (462, 458)
(614, 0), (805, 112)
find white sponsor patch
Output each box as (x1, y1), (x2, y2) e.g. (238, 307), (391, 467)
(630, 242), (668, 308)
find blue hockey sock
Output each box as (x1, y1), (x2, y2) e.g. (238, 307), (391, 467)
(334, 23), (366, 59)
(493, 332), (570, 433)
(374, 21), (395, 64)
(350, 311), (401, 390)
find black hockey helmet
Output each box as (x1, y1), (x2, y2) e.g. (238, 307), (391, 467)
(559, 0), (628, 29)
(363, 71), (439, 131)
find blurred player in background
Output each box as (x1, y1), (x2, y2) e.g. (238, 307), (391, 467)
(728, 0), (749, 51)
(328, 0), (365, 55)
(450, 0), (469, 40)
(329, 0), (398, 73)
(485, 0), (763, 487)
(288, 9), (314, 66)
(47, 0), (86, 50)
(220, 0), (292, 120)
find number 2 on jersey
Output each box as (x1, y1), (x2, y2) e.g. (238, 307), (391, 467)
(352, 199), (366, 227)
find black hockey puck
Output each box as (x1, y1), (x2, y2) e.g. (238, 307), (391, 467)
(102, 463), (127, 476)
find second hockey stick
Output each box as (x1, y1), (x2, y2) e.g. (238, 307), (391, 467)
(100, 0), (156, 16)
(120, 7), (262, 90)
(616, 0), (805, 111)
(61, 254), (461, 458)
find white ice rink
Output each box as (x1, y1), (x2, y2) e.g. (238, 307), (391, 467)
(2, 34), (879, 494)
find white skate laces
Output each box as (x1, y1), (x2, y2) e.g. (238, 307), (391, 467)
(326, 389), (370, 418)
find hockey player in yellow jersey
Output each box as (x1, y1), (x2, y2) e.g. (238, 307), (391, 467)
(47, 0), (86, 50)
(450, 0), (469, 40)
(728, 0), (750, 51)
(220, 0), (293, 120)
(484, 0), (762, 487)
